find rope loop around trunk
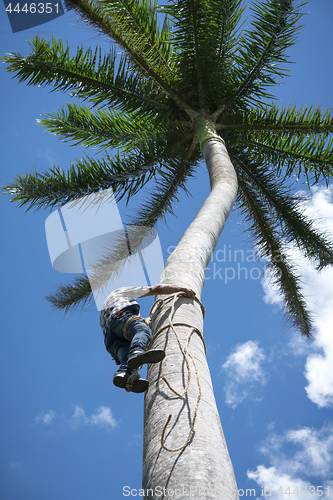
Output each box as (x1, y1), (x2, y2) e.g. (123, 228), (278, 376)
(145, 292), (206, 452)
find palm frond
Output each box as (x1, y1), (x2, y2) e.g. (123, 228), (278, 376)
(46, 276), (92, 311)
(162, 0), (245, 109)
(2, 37), (164, 113)
(248, 133), (333, 184)
(47, 225), (154, 311)
(3, 129), (199, 213)
(65, 0), (175, 81)
(131, 136), (200, 226)
(234, 153), (333, 268)
(215, 1), (247, 67)
(224, 0), (305, 108)
(219, 104), (333, 136)
(210, 0), (247, 105)
(64, 0), (195, 113)
(38, 103), (168, 153)
(237, 174), (312, 337)
(2, 151), (157, 211)
(46, 137), (200, 311)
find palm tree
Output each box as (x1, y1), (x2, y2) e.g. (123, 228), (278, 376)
(3, 0), (333, 497)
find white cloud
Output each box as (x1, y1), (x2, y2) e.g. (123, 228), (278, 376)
(248, 466), (311, 500)
(286, 427), (333, 477)
(222, 340), (267, 407)
(286, 332), (313, 357)
(36, 149), (56, 165)
(72, 405), (89, 425)
(71, 405), (117, 429)
(248, 423), (333, 499)
(261, 186), (333, 408)
(9, 461), (23, 470)
(34, 405), (117, 430)
(34, 410), (56, 425)
(89, 406), (118, 428)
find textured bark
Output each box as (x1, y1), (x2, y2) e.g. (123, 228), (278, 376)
(142, 121), (239, 500)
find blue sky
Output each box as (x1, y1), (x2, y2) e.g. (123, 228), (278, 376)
(1, 1), (333, 499)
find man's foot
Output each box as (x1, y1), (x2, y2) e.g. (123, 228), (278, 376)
(127, 349), (165, 370)
(113, 369), (148, 393)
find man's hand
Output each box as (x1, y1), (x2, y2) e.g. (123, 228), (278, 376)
(142, 284), (196, 298)
(181, 287), (196, 299)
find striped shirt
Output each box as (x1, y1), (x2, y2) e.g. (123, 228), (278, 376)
(102, 286), (149, 313)
(100, 286), (149, 334)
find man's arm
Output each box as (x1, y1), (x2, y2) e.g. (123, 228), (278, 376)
(141, 284), (196, 299)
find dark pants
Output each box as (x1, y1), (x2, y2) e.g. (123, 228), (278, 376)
(104, 308), (152, 372)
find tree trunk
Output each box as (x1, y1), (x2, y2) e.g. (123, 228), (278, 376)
(143, 120), (239, 500)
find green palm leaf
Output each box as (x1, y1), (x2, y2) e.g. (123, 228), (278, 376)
(3, 37), (164, 113)
(3, 152), (154, 211)
(234, 153), (333, 268)
(64, 0), (197, 114)
(225, 0), (304, 108)
(3, 125), (197, 211)
(45, 136), (200, 310)
(38, 103), (169, 152)
(130, 136), (200, 226)
(219, 104), (333, 135)
(249, 133), (333, 183)
(65, 0), (175, 83)
(237, 174), (312, 337)
(162, 0), (246, 108)
(46, 276), (92, 311)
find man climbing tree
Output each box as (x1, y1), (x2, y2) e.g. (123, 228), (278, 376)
(3, 0), (333, 498)
(100, 284), (196, 393)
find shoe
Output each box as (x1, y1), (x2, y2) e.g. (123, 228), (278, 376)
(127, 349), (165, 370)
(113, 369), (149, 394)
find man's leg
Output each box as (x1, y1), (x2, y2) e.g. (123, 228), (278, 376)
(112, 343), (149, 393)
(109, 343), (148, 393)
(124, 318), (165, 370)
(105, 318), (149, 394)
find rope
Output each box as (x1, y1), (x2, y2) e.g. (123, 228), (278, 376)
(146, 292), (205, 453)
